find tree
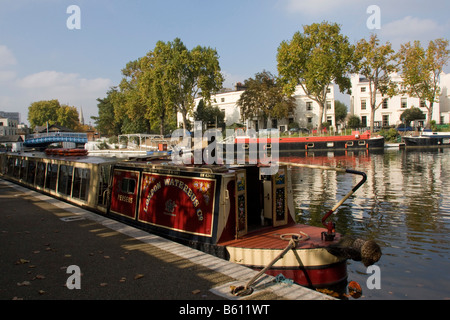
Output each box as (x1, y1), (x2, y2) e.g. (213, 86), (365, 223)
(193, 99), (225, 130)
(28, 99), (82, 131)
(154, 38), (224, 132)
(354, 34), (398, 132)
(92, 87), (124, 136)
(334, 100), (348, 126)
(347, 115), (361, 129)
(117, 38), (224, 135)
(400, 107), (425, 126)
(237, 70), (296, 128)
(57, 105), (83, 130)
(28, 99), (60, 129)
(277, 22), (354, 131)
(398, 38), (450, 129)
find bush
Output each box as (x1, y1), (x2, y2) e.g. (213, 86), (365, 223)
(379, 128), (399, 142)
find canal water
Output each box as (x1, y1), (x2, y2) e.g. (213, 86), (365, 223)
(286, 147), (450, 300)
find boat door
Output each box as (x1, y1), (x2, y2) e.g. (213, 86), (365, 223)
(110, 169), (140, 219)
(235, 170), (247, 237)
(262, 167), (288, 227)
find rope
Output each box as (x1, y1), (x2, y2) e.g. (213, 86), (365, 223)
(280, 232), (310, 241)
(232, 236), (299, 296)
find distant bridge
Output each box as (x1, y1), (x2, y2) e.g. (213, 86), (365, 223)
(24, 132), (88, 148)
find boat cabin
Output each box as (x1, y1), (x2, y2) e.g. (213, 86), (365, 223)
(108, 158), (295, 245)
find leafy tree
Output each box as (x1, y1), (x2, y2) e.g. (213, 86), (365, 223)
(28, 99), (60, 129)
(28, 99), (82, 131)
(353, 34), (398, 132)
(277, 22), (354, 131)
(57, 105), (82, 130)
(116, 38), (223, 135)
(193, 99), (225, 130)
(347, 115), (361, 129)
(400, 107), (425, 126)
(334, 100), (348, 126)
(237, 70), (296, 128)
(92, 87), (123, 137)
(398, 38), (450, 129)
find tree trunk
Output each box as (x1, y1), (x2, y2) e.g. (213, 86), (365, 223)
(317, 102), (325, 132)
(426, 102), (434, 129)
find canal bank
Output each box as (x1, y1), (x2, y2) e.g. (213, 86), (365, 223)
(0, 178), (332, 301)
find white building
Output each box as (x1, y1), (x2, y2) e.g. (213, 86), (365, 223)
(350, 72), (450, 128)
(179, 83), (336, 132)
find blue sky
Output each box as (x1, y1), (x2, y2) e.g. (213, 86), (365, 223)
(1, 0), (449, 126)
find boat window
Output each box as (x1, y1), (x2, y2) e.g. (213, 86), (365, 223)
(346, 141), (354, 147)
(358, 140), (366, 146)
(45, 163), (58, 191)
(98, 165), (111, 206)
(58, 165), (74, 196)
(6, 157), (14, 176)
(13, 158), (21, 178)
(26, 161), (36, 184)
(121, 178), (136, 194)
(327, 142), (334, 147)
(307, 143), (314, 148)
(72, 168), (90, 201)
(20, 160), (27, 180)
(35, 162), (46, 188)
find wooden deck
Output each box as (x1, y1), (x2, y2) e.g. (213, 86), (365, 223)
(218, 223), (341, 250)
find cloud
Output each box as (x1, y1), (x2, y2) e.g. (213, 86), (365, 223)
(380, 16), (446, 49)
(0, 45), (17, 68)
(280, 0), (361, 16)
(6, 70), (112, 124)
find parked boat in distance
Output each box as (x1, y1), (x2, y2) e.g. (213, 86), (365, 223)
(403, 131), (450, 147)
(222, 131), (384, 156)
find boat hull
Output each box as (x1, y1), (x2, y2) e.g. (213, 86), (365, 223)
(222, 135), (385, 156)
(403, 134), (450, 147)
(219, 224), (348, 288)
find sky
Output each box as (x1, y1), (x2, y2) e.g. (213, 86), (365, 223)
(0, 0), (449, 126)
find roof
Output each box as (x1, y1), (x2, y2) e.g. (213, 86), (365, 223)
(0, 135), (23, 143)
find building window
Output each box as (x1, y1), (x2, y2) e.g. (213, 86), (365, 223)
(326, 87), (331, 94)
(382, 115), (389, 127)
(327, 116), (333, 125)
(221, 98), (225, 103)
(382, 98), (388, 109)
(326, 101), (332, 110)
(306, 101), (313, 111)
(307, 117), (312, 124)
(361, 116), (367, 127)
(361, 87), (366, 92)
(420, 100), (426, 108)
(401, 98), (407, 108)
(361, 99), (367, 110)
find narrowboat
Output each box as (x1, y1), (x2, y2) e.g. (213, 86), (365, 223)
(402, 132), (450, 147)
(221, 131), (384, 156)
(0, 151), (381, 291)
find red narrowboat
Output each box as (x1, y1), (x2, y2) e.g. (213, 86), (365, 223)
(0, 151), (381, 292)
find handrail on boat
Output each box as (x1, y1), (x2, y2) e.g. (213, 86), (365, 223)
(278, 161), (367, 241)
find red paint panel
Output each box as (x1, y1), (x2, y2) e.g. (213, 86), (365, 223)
(138, 173), (216, 237)
(110, 170), (139, 218)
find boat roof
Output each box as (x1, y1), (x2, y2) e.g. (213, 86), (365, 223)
(5, 151), (120, 165)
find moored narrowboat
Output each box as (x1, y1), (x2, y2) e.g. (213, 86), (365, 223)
(0, 151), (381, 291)
(403, 132), (450, 147)
(221, 131), (384, 157)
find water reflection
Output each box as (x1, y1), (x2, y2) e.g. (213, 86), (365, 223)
(283, 148), (450, 299)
